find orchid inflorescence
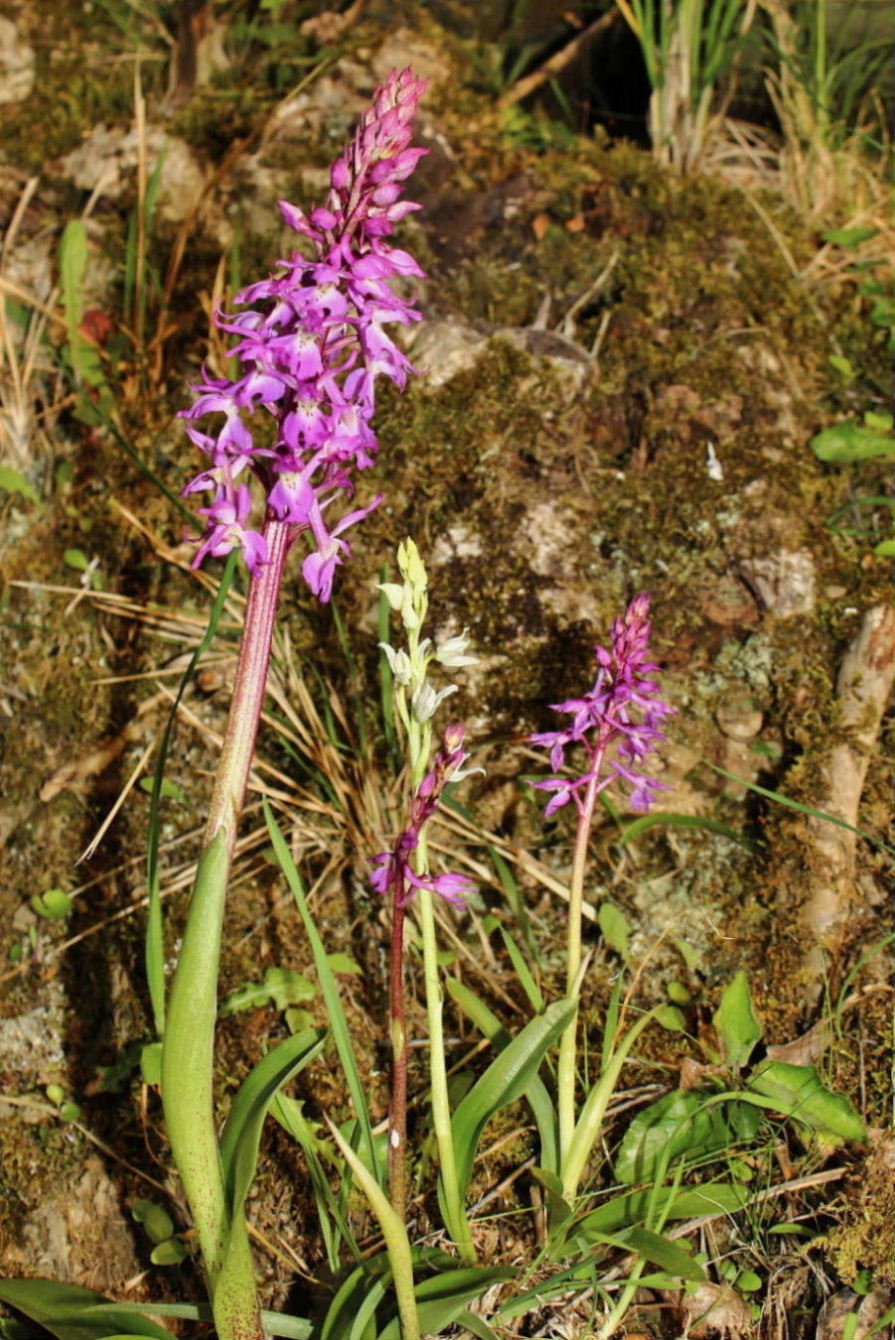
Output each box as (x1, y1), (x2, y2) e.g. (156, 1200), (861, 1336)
(531, 593), (674, 815)
(180, 67), (428, 601)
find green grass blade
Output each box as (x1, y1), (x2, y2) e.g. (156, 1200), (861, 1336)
(271, 1091), (362, 1270)
(617, 810), (754, 849)
(700, 759), (895, 856)
(264, 800), (379, 1178)
(499, 926), (544, 1013)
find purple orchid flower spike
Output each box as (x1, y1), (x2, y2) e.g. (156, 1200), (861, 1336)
(371, 723), (475, 909)
(530, 594), (674, 816)
(180, 67), (428, 601)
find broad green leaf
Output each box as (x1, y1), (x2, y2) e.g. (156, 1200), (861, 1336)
(746, 1060), (866, 1140)
(450, 1309), (501, 1340)
(874, 539), (895, 556)
(598, 902), (631, 960)
(448, 996), (575, 1198)
(74, 1301), (311, 1340)
(811, 422), (895, 463)
(63, 548), (90, 571)
(219, 1027), (327, 1220)
(614, 1091), (733, 1184)
(446, 977), (559, 1175)
(0, 465), (40, 504)
(0, 1280), (175, 1339)
(322, 1258), (389, 1340)
(713, 971), (762, 1070)
(570, 1181), (750, 1239)
(624, 1226), (705, 1283)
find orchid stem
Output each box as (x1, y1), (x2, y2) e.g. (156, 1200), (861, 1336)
(557, 771), (601, 1170)
(388, 884), (409, 1217)
(162, 516), (290, 1340)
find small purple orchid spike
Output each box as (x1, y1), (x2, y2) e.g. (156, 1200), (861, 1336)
(180, 68), (428, 601)
(530, 594), (674, 816)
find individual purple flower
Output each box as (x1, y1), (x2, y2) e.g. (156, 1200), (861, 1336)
(530, 594), (674, 817)
(179, 67), (428, 600)
(371, 724), (475, 909)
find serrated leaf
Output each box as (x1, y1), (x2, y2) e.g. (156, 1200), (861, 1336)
(811, 422), (895, 463)
(220, 966), (316, 1015)
(714, 971), (762, 1070)
(746, 1060), (867, 1140)
(598, 902), (631, 960)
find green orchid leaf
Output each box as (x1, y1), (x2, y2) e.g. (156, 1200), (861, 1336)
(448, 996), (575, 1201)
(713, 971), (763, 1070)
(746, 1060), (867, 1141)
(623, 1226), (705, 1283)
(811, 421), (895, 463)
(377, 1268), (515, 1339)
(446, 977), (560, 1176)
(0, 1280), (175, 1339)
(614, 1091), (734, 1184)
(219, 1027), (327, 1221)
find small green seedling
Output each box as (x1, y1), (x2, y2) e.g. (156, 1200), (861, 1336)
(30, 889), (72, 920)
(46, 1084), (82, 1123)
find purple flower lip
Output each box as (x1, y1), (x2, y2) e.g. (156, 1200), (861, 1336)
(179, 68), (428, 602)
(529, 594), (674, 816)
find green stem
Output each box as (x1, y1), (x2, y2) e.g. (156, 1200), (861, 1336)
(388, 881), (409, 1217)
(162, 518), (291, 1339)
(329, 1120), (421, 1340)
(557, 771), (601, 1168)
(417, 877), (475, 1263)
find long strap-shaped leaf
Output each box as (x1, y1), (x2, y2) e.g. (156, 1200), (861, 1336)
(448, 996), (575, 1203)
(446, 977), (559, 1176)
